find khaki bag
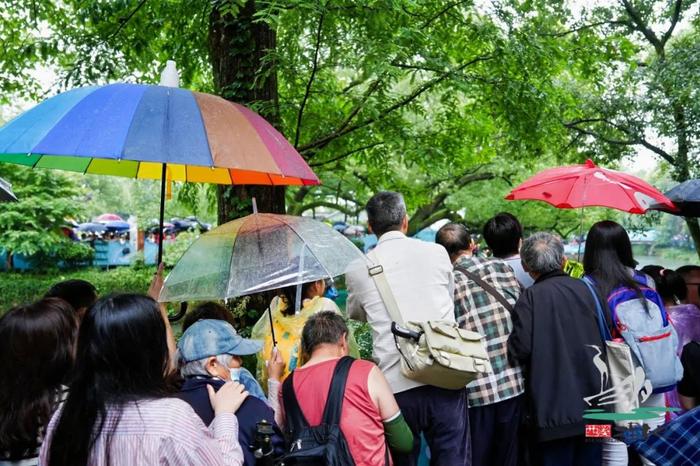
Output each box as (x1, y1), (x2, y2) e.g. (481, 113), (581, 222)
(367, 255), (491, 390)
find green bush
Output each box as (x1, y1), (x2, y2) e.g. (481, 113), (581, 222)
(0, 266), (157, 312)
(30, 241), (95, 269)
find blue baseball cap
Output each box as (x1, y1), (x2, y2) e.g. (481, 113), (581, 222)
(178, 319), (263, 363)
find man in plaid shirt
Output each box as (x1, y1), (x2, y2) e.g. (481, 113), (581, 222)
(436, 223), (524, 466)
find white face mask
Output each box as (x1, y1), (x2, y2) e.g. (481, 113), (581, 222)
(229, 367), (241, 382)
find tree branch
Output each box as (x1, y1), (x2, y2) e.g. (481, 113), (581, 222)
(295, 200), (363, 217)
(564, 119), (675, 164)
(390, 62), (445, 73)
(107, 0), (148, 41)
(422, 0), (469, 28)
(309, 141), (384, 167)
(294, 11), (325, 147)
(332, 78), (384, 135)
(542, 20), (631, 37)
(661, 0), (684, 46)
(299, 54), (495, 153)
(620, 0), (663, 55)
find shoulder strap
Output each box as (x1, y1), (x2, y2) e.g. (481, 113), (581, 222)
(582, 277), (613, 341)
(455, 265), (514, 313)
(321, 356), (355, 425)
(282, 370), (309, 436)
(367, 250), (405, 325)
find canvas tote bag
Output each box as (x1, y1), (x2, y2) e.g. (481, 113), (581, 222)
(367, 250), (491, 390)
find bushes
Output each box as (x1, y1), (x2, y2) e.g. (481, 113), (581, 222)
(0, 265), (376, 361)
(0, 266), (157, 312)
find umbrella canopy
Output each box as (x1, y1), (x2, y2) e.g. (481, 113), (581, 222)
(159, 213), (367, 303)
(0, 83), (319, 186)
(505, 159), (675, 214)
(649, 179), (700, 217)
(0, 63), (320, 266)
(77, 222), (107, 233)
(101, 220), (130, 231)
(0, 177), (17, 202)
(95, 213), (124, 222)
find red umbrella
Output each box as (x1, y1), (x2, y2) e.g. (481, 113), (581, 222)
(95, 213), (124, 222)
(505, 159), (676, 214)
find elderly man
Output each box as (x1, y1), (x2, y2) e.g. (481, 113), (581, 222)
(346, 191), (469, 466)
(507, 232), (604, 466)
(436, 223), (524, 466)
(177, 319), (284, 466)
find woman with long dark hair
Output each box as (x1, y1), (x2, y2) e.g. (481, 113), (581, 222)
(583, 221), (674, 466)
(40, 294), (246, 466)
(0, 298), (77, 465)
(583, 220), (645, 303)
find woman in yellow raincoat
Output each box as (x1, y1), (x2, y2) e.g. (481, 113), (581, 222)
(251, 279), (359, 387)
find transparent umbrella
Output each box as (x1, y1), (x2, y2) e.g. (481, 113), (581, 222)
(159, 213), (368, 303)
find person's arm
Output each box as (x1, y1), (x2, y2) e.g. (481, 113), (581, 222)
(447, 269), (455, 299)
(346, 270), (367, 322)
(507, 292), (533, 365)
(677, 343), (700, 411)
(148, 263), (177, 371)
(367, 366), (414, 453)
(679, 394), (697, 411)
(321, 298), (342, 313)
(452, 271), (472, 326)
(165, 386), (247, 466)
(266, 347), (286, 428)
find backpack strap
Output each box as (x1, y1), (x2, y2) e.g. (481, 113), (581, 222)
(454, 265), (515, 313)
(582, 276), (613, 341)
(282, 370), (309, 438)
(321, 356), (355, 426)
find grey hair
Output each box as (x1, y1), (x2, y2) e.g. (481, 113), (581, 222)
(521, 232), (564, 275)
(366, 191), (407, 237)
(180, 354), (233, 378)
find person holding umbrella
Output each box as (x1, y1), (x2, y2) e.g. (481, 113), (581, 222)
(251, 278), (359, 388)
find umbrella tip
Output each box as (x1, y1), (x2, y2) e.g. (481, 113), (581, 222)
(160, 60), (180, 88)
(585, 159), (596, 168)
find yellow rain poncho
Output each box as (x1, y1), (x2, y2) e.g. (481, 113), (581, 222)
(251, 295), (360, 387)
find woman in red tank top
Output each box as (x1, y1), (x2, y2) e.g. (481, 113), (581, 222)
(278, 311), (414, 465)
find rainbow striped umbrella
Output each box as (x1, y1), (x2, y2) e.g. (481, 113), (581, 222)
(0, 80), (319, 262)
(0, 83), (318, 185)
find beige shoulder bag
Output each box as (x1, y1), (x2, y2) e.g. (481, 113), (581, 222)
(367, 251), (491, 390)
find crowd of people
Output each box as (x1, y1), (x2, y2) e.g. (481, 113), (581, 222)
(1, 190), (699, 465)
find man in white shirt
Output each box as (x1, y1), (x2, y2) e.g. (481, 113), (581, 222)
(346, 191), (470, 466)
(483, 212), (534, 288)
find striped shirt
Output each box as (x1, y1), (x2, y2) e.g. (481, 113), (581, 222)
(453, 255), (525, 407)
(39, 397), (243, 466)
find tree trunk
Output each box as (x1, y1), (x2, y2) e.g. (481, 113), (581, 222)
(209, 0), (285, 223)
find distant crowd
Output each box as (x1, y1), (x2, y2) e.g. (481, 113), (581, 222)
(1, 191), (699, 466)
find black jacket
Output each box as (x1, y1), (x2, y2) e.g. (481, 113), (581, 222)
(507, 270), (606, 442)
(178, 376), (285, 465)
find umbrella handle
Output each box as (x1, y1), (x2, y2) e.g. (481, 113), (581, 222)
(267, 305), (277, 347)
(168, 302), (188, 322)
(157, 163), (167, 266)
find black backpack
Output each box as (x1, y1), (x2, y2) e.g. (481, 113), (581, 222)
(280, 356), (356, 466)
